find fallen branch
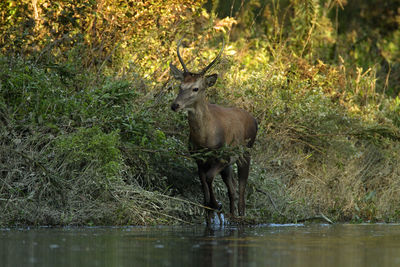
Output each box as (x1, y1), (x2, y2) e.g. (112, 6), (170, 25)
(255, 189), (334, 224)
(297, 213), (334, 224)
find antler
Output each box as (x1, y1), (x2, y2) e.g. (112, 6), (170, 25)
(200, 38), (225, 75)
(177, 36), (189, 73)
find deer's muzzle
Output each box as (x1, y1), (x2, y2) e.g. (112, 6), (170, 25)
(171, 103), (180, 112)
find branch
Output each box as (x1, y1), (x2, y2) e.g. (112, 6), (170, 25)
(256, 188), (284, 216)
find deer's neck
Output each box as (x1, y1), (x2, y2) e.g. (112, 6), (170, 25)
(187, 99), (216, 148)
(188, 99), (210, 129)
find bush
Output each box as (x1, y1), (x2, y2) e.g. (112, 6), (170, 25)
(1, 0), (400, 225)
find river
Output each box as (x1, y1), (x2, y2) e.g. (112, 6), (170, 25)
(1, 224), (400, 266)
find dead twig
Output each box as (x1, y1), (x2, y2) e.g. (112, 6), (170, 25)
(256, 188), (284, 216)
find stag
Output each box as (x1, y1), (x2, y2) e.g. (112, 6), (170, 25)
(170, 37), (257, 225)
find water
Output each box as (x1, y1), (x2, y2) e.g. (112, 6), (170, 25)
(1, 224), (400, 267)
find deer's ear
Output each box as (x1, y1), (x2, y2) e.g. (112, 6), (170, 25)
(205, 74), (218, 87)
(170, 63), (184, 80)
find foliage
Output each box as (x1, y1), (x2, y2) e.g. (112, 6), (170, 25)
(0, 55), (197, 225)
(0, 0), (400, 225)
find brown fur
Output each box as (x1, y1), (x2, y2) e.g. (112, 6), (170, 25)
(171, 73), (257, 226)
(183, 73), (201, 83)
(170, 40), (257, 225)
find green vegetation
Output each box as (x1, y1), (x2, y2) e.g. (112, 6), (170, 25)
(1, 0), (400, 226)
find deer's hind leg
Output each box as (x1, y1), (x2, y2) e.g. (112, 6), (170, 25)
(237, 154), (251, 216)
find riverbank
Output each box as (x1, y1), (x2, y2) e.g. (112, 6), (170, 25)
(1, 0), (400, 226)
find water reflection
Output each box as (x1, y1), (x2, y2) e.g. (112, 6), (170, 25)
(1, 224), (400, 267)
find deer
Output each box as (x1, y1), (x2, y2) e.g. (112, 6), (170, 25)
(170, 36), (258, 225)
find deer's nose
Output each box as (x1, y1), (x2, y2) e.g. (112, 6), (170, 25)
(171, 103), (180, 111)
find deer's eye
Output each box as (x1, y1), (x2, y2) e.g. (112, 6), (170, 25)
(193, 88), (199, 92)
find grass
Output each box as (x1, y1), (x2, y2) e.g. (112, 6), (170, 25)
(197, 32), (400, 223)
(1, 1), (400, 226)
(0, 56), (202, 226)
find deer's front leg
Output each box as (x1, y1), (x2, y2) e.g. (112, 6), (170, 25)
(220, 165), (236, 216)
(198, 165), (213, 225)
(198, 162), (223, 225)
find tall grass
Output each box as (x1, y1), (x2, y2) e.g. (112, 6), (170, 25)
(1, 0), (400, 225)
